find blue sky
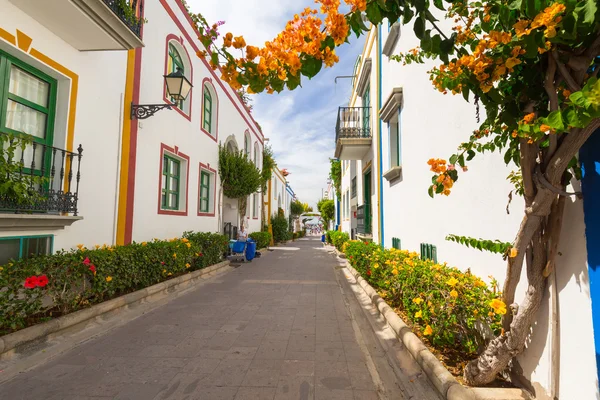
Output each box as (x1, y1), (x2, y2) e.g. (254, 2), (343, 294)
(187, 0), (365, 208)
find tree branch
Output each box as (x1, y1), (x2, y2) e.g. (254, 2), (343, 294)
(544, 56), (559, 169)
(552, 50), (581, 92)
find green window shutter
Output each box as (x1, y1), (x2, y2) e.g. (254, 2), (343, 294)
(419, 243), (438, 262)
(162, 154), (180, 210)
(168, 44), (185, 109)
(199, 170), (210, 213)
(203, 87), (212, 132)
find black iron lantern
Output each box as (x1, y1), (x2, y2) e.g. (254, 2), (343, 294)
(131, 68), (194, 120)
(164, 69), (192, 102)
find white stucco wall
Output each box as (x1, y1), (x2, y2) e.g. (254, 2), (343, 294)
(130, 0), (263, 242)
(339, 21), (598, 400)
(0, 0), (127, 251)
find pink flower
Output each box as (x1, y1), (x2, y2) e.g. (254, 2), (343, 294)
(83, 257), (91, 266)
(89, 265), (96, 274)
(447, 164), (456, 171)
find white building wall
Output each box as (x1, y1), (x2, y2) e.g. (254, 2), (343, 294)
(345, 20), (597, 400)
(130, 0), (263, 241)
(0, 0), (127, 251)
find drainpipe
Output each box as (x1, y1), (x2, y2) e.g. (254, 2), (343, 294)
(377, 24), (385, 247)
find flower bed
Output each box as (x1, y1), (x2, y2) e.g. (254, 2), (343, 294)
(0, 232), (228, 335)
(344, 240), (506, 373)
(326, 230), (349, 251)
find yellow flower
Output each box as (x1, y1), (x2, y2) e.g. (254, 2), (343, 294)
(186, 243), (191, 248)
(446, 277), (459, 287)
(106, 276), (112, 282)
(0, 267), (3, 272)
(450, 290), (458, 298)
(490, 299), (507, 315)
(142, 242), (147, 246)
(163, 269), (167, 273)
(510, 247), (518, 258)
(413, 298), (423, 305)
(373, 263), (379, 269)
(168, 273), (173, 276)
(185, 263), (191, 269)
(392, 268), (399, 276)
(423, 325), (433, 335)
(77, 244), (84, 250)
(505, 57), (521, 70)
(95, 245), (100, 249)
(173, 253), (177, 259)
(473, 309), (479, 316)
(415, 310), (423, 319)
(181, 238), (189, 243)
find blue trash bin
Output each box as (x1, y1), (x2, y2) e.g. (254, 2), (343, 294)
(321, 234), (325, 243)
(245, 239), (257, 261)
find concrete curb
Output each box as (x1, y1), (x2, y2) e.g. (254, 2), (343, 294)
(0, 260), (230, 360)
(327, 245), (529, 400)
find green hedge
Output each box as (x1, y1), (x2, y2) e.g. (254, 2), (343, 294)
(0, 232), (228, 335)
(249, 232), (271, 249)
(327, 230), (349, 251)
(271, 214), (290, 242)
(345, 240), (504, 362)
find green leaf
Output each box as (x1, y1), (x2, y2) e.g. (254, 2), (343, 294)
(448, 169), (458, 181)
(366, 2), (384, 25)
(413, 14), (425, 39)
(440, 37), (454, 54)
(525, 0), (542, 18)
(467, 150), (476, 161)
(449, 154), (458, 165)
(286, 73), (301, 91)
(377, 0), (388, 10)
(428, 186), (434, 198)
(433, 0), (444, 11)
(462, 86), (470, 102)
(402, 7), (414, 24)
(414, 0), (426, 13)
(546, 110), (565, 130)
(577, 0), (597, 25)
(300, 55), (323, 79)
(320, 36), (335, 50)
(569, 91), (589, 107)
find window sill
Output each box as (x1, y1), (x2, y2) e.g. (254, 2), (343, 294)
(0, 214), (83, 231)
(383, 166), (402, 182)
(158, 209), (188, 216)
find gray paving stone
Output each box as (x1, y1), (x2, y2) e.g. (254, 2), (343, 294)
(241, 368), (281, 387)
(274, 375), (315, 400)
(255, 340), (289, 360)
(114, 383), (167, 400)
(235, 387), (277, 400)
(206, 359), (252, 387)
(281, 360), (315, 377)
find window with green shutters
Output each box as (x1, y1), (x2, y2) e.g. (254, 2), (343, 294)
(392, 237), (401, 250)
(203, 85), (212, 133)
(199, 170), (210, 213)
(0, 235), (53, 265)
(0, 50), (57, 176)
(420, 243), (438, 263)
(161, 154), (180, 210)
(167, 43), (185, 109)
(362, 85), (371, 134)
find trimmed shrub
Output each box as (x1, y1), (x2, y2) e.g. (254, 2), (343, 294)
(329, 231), (349, 251)
(249, 232), (271, 249)
(271, 214), (289, 242)
(345, 240), (504, 360)
(0, 232), (227, 335)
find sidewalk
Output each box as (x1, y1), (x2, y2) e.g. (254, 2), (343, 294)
(0, 236), (439, 400)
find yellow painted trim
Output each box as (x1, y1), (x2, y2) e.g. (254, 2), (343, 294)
(350, 27), (377, 107)
(116, 50), (136, 245)
(375, 28), (382, 245)
(362, 161), (372, 173)
(267, 179), (273, 246)
(0, 27), (16, 45)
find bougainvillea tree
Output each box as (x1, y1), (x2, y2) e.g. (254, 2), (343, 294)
(189, 0), (599, 386)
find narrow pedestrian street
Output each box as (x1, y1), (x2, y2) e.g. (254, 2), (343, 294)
(0, 236), (440, 400)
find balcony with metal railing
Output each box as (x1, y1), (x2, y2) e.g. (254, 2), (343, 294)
(334, 107), (372, 160)
(8, 0), (145, 50)
(0, 134), (84, 230)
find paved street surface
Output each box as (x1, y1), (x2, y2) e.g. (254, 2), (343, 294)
(0, 236), (440, 400)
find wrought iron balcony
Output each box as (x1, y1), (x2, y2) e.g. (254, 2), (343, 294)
(8, 0), (145, 50)
(335, 107), (372, 160)
(101, 0), (144, 38)
(0, 134), (83, 216)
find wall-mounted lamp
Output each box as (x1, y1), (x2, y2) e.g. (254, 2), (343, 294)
(131, 69), (193, 120)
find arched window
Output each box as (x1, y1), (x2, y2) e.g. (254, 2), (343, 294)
(202, 81), (218, 137)
(165, 38), (192, 116)
(253, 142), (260, 168)
(167, 43), (184, 109)
(244, 131), (251, 158)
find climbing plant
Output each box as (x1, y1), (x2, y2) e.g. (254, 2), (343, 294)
(218, 145), (262, 219)
(193, 0), (600, 386)
(329, 159), (342, 202)
(261, 144), (275, 193)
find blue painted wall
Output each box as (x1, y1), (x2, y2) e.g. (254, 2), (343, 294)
(581, 127), (600, 380)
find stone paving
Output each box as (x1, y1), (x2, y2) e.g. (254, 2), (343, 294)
(0, 236), (439, 400)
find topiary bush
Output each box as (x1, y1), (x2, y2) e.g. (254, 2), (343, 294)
(249, 232), (271, 249)
(344, 240), (504, 362)
(0, 232), (227, 335)
(271, 214), (289, 242)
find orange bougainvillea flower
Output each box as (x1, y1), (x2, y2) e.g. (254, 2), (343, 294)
(423, 325), (433, 335)
(232, 36), (246, 49)
(522, 113), (536, 124)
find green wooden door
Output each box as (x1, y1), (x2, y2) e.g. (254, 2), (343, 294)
(364, 170), (372, 234)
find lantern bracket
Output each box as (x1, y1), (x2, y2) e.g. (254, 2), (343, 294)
(131, 103), (173, 120)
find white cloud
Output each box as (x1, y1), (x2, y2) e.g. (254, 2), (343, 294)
(185, 0), (365, 209)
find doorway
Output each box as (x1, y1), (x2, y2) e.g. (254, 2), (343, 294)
(364, 170), (372, 234)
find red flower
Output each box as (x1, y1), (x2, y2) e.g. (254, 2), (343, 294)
(24, 276), (38, 289)
(161, 262), (165, 265)
(199, 253), (204, 257)
(83, 257), (91, 266)
(89, 265), (96, 274)
(367, 269), (372, 276)
(36, 275), (49, 287)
